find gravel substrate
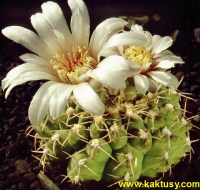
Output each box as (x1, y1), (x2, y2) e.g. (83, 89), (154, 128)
(0, 32), (200, 190)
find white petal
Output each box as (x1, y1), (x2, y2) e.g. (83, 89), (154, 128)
(53, 30), (71, 54)
(130, 24), (153, 48)
(89, 18), (127, 59)
(119, 61), (141, 78)
(2, 71), (60, 98)
(49, 84), (74, 120)
(41, 1), (75, 53)
(104, 18), (127, 39)
(2, 63), (56, 90)
(97, 55), (129, 71)
(144, 32), (153, 48)
(20, 53), (53, 66)
(73, 82), (105, 115)
(148, 71), (171, 85)
(156, 55), (184, 66)
(87, 68), (126, 89)
(2, 26), (52, 60)
(166, 73), (179, 91)
(148, 78), (158, 93)
(88, 78), (103, 91)
(155, 60), (175, 69)
(3, 71), (60, 99)
(131, 24), (144, 33)
(101, 32), (146, 52)
(29, 81), (59, 125)
(68, 0), (90, 47)
(149, 35), (161, 51)
(31, 13), (63, 54)
(126, 61), (142, 72)
(141, 62), (151, 72)
(117, 70), (139, 79)
(153, 49), (173, 59)
(150, 35), (173, 55)
(134, 74), (149, 94)
(99, 46), (121, 57)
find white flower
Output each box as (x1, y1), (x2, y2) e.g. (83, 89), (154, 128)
(102, 24), (184, 94)
(1, 1), (146, 126)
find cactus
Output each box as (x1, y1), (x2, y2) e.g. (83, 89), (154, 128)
(27, 82), (193, 185)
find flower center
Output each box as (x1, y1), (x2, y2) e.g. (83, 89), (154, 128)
(52, 46), (97, 84)
(124, 46), (152, 65)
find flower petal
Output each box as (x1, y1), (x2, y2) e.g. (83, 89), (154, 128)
(141, 62), (151, 72)
(88, 78), (103, 91)
(155, 55), (184, 69)
(134, 74), (149, 94)
(29, 81), (59, 125)
(31, 13), (63, 54)
(87, 68), (126, 89)
(2, 63), (56, 90)
(149, 35), (161, 51)
(150, 35), (173, 55)
(119, 61), (142, 78)
(41, 1), (75, 53)
(89, 18), (127, 60)
(97, 55), (129, 71)
(49, 84), (74, 120)
(155, 60), (176, 69)
(148, 78), (158, 93)
(53, 30), (71, 55)
(3, 71), (59, 99)
(148, 71), (171, 85)
(131, 25), (152, 47)
(101, 32), (146, 52)
(131, 24), (144, 33)
(73, 82), (105, 115)
(20, 53), (53, 66)
(126, 61), (142, 72)
(99, 46), (122, 58)
(2, 26), (52, 60)
(166, 72), (179, 91)
(68, 0), (90, 47)
(153, 49), (173, 59)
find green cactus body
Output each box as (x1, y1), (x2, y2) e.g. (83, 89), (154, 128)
(29, 83), (194, 185)
(103, 143), (144, 181)
(67, 151), (105, 182)
(67, 124), (89, 151)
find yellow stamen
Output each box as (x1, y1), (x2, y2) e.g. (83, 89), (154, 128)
(124, 46), (152, 65)
(51, 46), (97, 84)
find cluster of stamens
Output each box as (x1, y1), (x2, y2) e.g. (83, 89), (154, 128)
(124, 46), (152, 65)
(52, 46), (97, 84)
